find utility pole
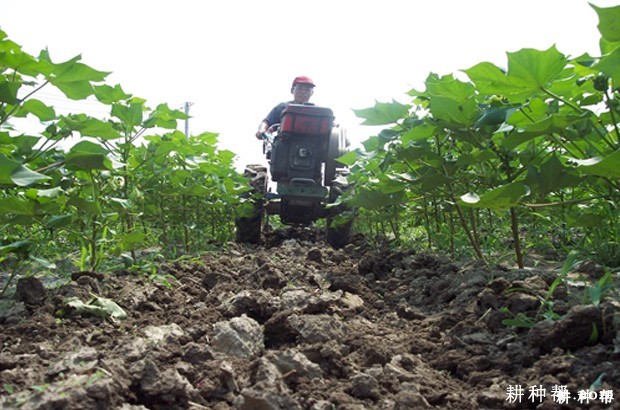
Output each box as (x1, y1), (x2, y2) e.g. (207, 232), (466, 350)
(184, 102), (193, 137)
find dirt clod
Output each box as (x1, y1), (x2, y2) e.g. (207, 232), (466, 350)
(15, 276), (47, 305)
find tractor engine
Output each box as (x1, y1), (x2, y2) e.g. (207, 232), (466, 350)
(269, 104), (334, 225)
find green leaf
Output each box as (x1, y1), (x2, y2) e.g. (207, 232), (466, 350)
(397, 144), (440, 162)
(571, 211), (605, 228)
(0, 153), (49, 186)
(463, 62), (530, 98)
(425, 73), (476, 101)
(591, 3), (620, 43)
(599, 37), (620, 54)
(418, 172), (452, 193)
(0, 41), (44, 76)
(46, 214), (74, 229)
(465, 47), (566, 100)
(525, 153), (571, 196)
(596, 46), (620, 87)
(72, 115), (121, 140)
(574, 149), (620, 178)
(0, 78), (20, 104)
(11, 164), (51, 186)
(353, 100), (410, 125)
(401, 124), (438, 143)
(336, 151), (358, 166)
(429, 96), (479, 126)
(119, 231), (145, 251)
(456, 149), (498, 167)
(65, 140), (110, 170)
(459, 182), (530, 209)
(507, 98), (548, 126)
(588, 323), (599, 344)
(507, 46), (566, 90)
(0, 240), (34, 256)
(347, 188), (406, 210)
(65, 294), (127, 320)
(143, 103), (189, 129)
(36, 187), (63, 198)
(362, 136), (380, 152)
(474, 107), (518, 128)
(68, 197), (101, 215)
(501, 314), (536, 329)
(111, 102), (144, 128)
(502, 114), (585, 150)
(40, 51), (110, 99)
(0, 197), (36, 215)
(20, 99), (56, 121)
(93, 84), (131, 104)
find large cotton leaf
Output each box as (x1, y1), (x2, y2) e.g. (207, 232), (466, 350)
(463, 62), (530, 98)
(425, 73), (476, 101)
(11, 165), (51, 186)
(459, 182), (530, 209)
(465, 46), (566, 100)
(353, 100), (410, 125)
(573, 149), (620, 178)
(0, 153), (49, 186)
(502, 114), (585, 150)
(111, 102), (144, 128)
(0, 78), (20, 104)
(20, 99), (56, 121)
(591, 3), (620, 43)
(119, 231), (146, 251)
(428, 96), (479, 126)
(596, 46), (620, 87)
(65, 140), (110, 170)
(0, 197), (36, 215)
(61, 114), (121, 140)
(143, 103), (189, 129)
(347, 188), (405, 210)
(94, 84), (131, 104)
(40, 50), (110, 99)
(525, 154), (579, 196)
(507, 46), (566, 90)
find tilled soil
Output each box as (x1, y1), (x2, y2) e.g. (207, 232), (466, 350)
(0, 228), (618, 409)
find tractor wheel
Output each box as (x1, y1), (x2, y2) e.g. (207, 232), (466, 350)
(235, 165), (268, 244)
(326, 170), (353, 249)
(324, 126), (349, 186)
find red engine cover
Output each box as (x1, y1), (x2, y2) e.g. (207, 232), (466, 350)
(280, 104), (334, 137)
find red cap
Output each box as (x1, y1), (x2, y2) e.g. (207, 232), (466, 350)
(292, 76), (315, 87)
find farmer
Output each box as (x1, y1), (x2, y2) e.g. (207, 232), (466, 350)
(255, 76), (315, 139)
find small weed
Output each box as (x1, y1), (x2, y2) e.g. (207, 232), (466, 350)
(30, 384), (49, 393)
(583, 271), (616, 307)
(85, 370), (105, 387)
(501, 250), (579, 329)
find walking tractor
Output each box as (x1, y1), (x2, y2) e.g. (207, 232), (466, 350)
(235, 104), (353, 248)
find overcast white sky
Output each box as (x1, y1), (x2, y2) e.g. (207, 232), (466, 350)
(1, 0), (618, 168)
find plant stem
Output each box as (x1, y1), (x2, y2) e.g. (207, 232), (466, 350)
(510, 207), (524, 269)
(541, 87), (583, 114)
(453, 199), (486, 262)
(604, 90), (620, 147)
(0, 80), (50, 125)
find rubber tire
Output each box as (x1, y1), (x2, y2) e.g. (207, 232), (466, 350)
(235, 165), (268, 244)
(324, 127), (349, 186)
(326, 170), (353, 249)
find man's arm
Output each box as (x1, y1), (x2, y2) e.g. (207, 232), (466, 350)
(256, 120), (269, 139)
(256, 102), (288, 139)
